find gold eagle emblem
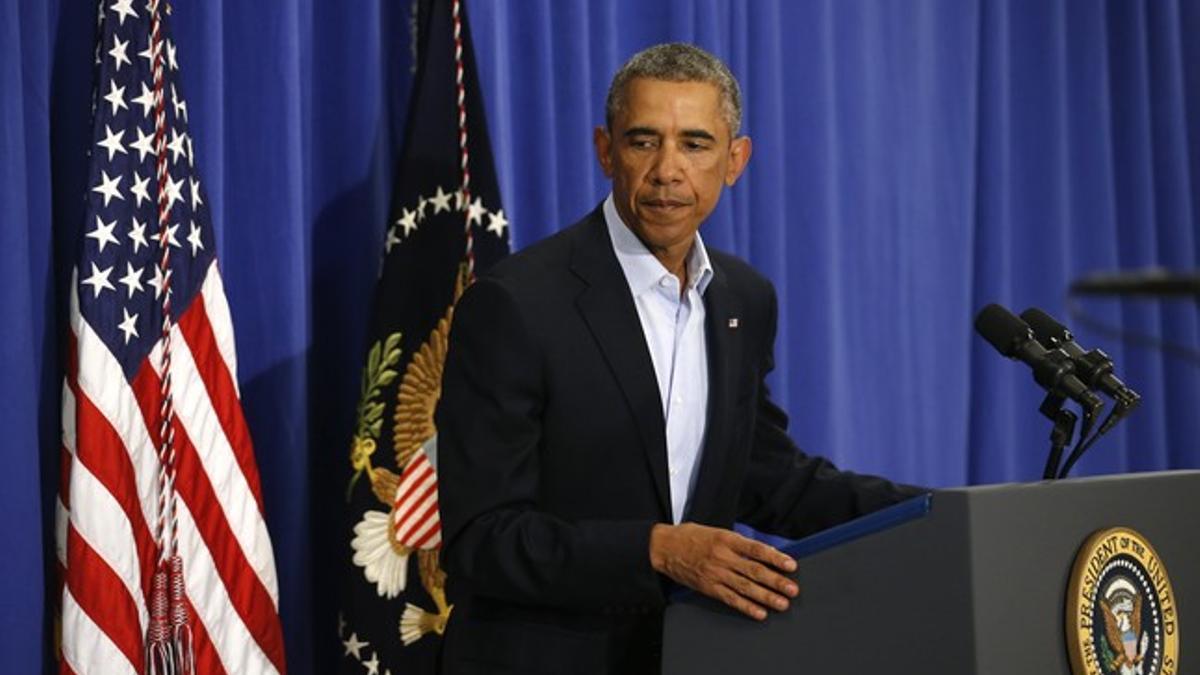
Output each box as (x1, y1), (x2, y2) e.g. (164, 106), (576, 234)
(349, 266), (469, 645)
(1101, 590), (1145, 672)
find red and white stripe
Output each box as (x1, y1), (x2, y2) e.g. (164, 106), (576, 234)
(391, 450), (442, 550)
(58, 264), (287, 674)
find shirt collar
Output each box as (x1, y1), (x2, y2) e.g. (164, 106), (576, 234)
(603, 193), (713, 296)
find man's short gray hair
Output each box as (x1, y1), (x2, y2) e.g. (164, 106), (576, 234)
(605, 42), (743, 136)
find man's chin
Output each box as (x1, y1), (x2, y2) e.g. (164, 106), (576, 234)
(635, 206), (697, 228)
(630, 221), (699, 253)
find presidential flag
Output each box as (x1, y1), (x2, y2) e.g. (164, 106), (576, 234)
(340, 0), (509, 671)
(57, 1), (286, 673)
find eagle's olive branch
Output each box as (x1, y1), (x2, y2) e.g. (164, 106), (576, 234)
(347, 331), (403, 501)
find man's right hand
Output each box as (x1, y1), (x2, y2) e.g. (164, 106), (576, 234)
(648, 522), (799, 621)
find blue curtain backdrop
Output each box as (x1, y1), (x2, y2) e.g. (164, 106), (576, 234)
(3, 1), (1198, 672)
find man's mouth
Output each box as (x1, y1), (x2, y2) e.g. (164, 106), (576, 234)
(640, 198), (690, 211)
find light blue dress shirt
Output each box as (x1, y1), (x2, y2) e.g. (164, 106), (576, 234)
(603, 195), (713, 523)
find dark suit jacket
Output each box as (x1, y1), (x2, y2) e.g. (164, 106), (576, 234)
(436, 207), (918, 674)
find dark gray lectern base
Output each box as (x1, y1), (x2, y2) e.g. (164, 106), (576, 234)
(663, 471), (1200, 674)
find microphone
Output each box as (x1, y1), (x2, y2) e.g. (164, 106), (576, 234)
(1069, 268), (1200, 297)
(974, 304), (1104, 416)
(1019, 308), (1141, 412)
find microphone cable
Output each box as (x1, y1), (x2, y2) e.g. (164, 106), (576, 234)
(1057, 390), (1138, 478)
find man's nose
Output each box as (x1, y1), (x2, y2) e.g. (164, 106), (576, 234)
(648, 144), (684, 185)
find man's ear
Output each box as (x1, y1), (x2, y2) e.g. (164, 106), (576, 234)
(594, 125), (614, 178)
(724, 135), (752, 186)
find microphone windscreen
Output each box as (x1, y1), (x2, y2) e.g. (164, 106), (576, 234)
(974, 304), (1031, 357)
(1020, 307), (1067, 344)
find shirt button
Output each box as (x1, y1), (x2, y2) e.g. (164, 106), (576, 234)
(669, 468), (678, 476)
(659, 277), (671, 288)
(673, 396), (683, 406)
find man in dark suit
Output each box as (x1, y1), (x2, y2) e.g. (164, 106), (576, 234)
(436, 43), (920, 674)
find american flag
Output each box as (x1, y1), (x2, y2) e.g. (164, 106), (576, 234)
(56, 1), (286, 673)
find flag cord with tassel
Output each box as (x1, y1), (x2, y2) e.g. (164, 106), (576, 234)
(146, 1), (194, 673)
(452, 0), (476, 282)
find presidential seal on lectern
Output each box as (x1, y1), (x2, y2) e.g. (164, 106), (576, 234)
(1067, 527), (1179, 675)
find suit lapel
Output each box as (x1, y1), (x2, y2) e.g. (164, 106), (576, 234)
(685, 263), (741, 524)
(570, 211), (672, 518)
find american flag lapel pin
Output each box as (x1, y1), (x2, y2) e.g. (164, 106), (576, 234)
(728, 317), (739, 329)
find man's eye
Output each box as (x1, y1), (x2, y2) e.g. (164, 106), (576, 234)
(630, 138), (657, 149)
(684, 141), (710, 151)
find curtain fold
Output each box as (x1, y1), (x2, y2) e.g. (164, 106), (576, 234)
(3, 0), (1198, 671)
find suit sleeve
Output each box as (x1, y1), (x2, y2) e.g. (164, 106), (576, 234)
(737, 284), (927, 539)
(436, 277), (665, 610)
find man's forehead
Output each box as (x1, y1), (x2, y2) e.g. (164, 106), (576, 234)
(615, 78), (727, 134)
(622, 77), (722, 107)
